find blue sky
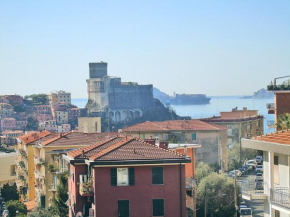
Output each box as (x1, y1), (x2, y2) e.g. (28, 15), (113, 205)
(1, 1), (289, 98)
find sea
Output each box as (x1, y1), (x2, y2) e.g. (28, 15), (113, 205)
(72, 96), (274, 134)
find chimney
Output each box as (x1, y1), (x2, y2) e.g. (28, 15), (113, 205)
(144, 139), (156, 145)
(159, 141), (169, 149)
(82, 149), (85, 157)
(184, 145), (187, 157)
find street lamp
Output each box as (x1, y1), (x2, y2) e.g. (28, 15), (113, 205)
(204, 186), (226, 217)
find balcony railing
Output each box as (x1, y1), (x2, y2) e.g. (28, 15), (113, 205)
(79, 180), (94, 196)
(270, 188), (290, 210)
(268, 84), (290, 91)
(240, 181), (268, 199)
(48, 184), (57, 192)
(34, 156), (45, 165)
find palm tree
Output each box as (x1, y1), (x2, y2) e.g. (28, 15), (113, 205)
(277, 113), (290, 130)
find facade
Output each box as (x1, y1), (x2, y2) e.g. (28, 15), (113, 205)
(56, 124), (71, 132)
(242, 131), (290, 217)
(78, 117), (101, 133)
(201, 107), (264, 149)
(55, 110), (69, 124)
(39, 120), (57, 132)
(68, 108), (80, 120)
(64, 136), (190, 217)
(86, 62), (153, 122)
(0, 118), (16, 131)
(122, 120), (228, 171)
(0, 152), (17, 187)
(2, 95), (23, 105)
(0, 103), (14, 117)
(48, 90), (71, 106)
(1, 130), (24, 145)
(37, 105), (53, 123)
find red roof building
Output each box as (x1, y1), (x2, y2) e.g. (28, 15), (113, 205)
(64, 136), (190, 217)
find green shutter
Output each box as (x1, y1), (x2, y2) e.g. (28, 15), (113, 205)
(191, 133), (196, 140)
(129, 168), (135, 186)
(111, 168), (117, 186)
(152, 167), (163, 184)
(153, 199), (164, 216)
(118, 200), (130, 217)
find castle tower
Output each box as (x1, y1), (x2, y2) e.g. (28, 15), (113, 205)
(86, 62), (109, 111)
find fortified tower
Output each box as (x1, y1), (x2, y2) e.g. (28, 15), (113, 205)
(86, 62), (109, 110)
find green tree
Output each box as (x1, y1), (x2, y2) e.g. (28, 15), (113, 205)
(196, 173), (236, 217)
(277, 113), (290, 130)
(25, 117), (38, 131)
(52, 173), (68, 217)
(6, 200), (27, 217)
(28, 206), (57, 217)
(1, 183), (19, 202)
(196, 162), (213, 183)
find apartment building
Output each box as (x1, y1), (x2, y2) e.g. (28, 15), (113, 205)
(0, 103), (14, 117)
(48, 90), (71, 106)
(202, 107), (264, 149)
(55, 109), (69, 124)
(242, 131), (290, 217)
(0, 152), (17, 187)
(122, 120), (228, 171)
(0, 130), (23, 145)
(64, 136), (190, 217)
(0, 118), (16, 131)
(36, 105), (53, 123)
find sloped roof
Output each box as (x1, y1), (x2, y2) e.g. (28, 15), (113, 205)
(67, 136), (186, 161)
(122, 120), (227, 132)
(253, 130), (290, 145)
(18, 131), (51, 145)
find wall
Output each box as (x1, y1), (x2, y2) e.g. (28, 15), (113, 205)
(78, 117), (101, 133)
(92, 165), (186, 217)
(27, 144), (36, 200)
(0, 152), (17, 187)
(275, 92), (290, 123)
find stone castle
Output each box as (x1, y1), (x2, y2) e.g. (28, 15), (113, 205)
(87, 62), (154, 123)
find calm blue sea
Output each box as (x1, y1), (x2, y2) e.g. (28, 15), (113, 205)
(72, 96), (274, 134)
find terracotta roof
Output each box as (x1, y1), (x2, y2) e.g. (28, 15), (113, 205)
(201, 115), (263, 123)
(41, 132), (119, 147)
(253, 130), (290, 145)
(18, 131), (51, 145)
(67, 136), (186, 161)
(122, 120), (227, 132)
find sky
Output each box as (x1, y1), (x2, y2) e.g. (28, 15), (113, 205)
(0, 1), (290, 98)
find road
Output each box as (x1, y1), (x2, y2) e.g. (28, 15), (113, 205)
(238, 169), (264, 217)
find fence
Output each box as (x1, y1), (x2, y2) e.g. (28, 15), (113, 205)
(270, 188), (290, 210)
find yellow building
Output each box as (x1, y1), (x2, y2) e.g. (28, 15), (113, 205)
(78, 117), (101, 133)
(122, 120), (229, 171)
(0, 152), (17, 187)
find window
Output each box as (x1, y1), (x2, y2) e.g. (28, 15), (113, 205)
(274, 156), (279, 184)
(118, 200), (129, 217)
(152, 167), (163, 184)
(154, 134), (159, 141)
(191, 133), (196, 140)
(274, 156), (278, 165)
(275, 210), (280, 217)
(153, 199), (164, 216)
(111, 168), (135, 186)
(142, 134), (146, 139)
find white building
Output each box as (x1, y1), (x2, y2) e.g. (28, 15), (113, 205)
(57, 124), (71, 132)
(39, 120), (57, 132)
(48, 90), (71, 105)
(242, 131), (290, 217)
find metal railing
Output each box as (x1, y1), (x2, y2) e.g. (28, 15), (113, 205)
(268, 84), (290, 91)
(270, 188), (290, 210)
(240, 181), (268, 197)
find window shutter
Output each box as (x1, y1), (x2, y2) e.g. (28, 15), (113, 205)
(118, 200), (130, 217)
(152, 167), (163, 184)
(129, 168), (135, 186)
(153, 199), (164, 216)
(111, 168), (117, 186)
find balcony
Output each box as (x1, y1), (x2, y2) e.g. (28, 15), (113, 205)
(79, 180), (94, 197)
(240, 181), (268, 200)
(270, 188), (290, 210)
(35, 171), (45, 180)
(268, 84), (290, 91)
(48, 184), (57, 192)
(34, 156), (45, 165)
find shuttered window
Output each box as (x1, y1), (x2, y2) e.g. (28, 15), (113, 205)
(153, 199), (164, 216)
(111, 168), (117, 186)
(129, 168), (135, 186)
(118, 200), (130, 217)
(152, 167), (163, 184)
(111, 168), (135, 186)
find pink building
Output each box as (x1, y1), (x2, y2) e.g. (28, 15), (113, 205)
(37, 105), (53, 123)
(64, 136), (189, 217)
(0, 118), (16, 131)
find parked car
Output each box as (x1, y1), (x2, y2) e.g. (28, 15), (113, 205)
(255, 156), (263, 164)
(255, 173), (263, 182)
(255, 181), (264, 190)
(255, 165), (263, 173)
(242, 165), (250, 172)
(246, 160), (257, 169)
(240, 207), (253, 217)
(239, 167), (248, 175)
(233, 170), (242, 177)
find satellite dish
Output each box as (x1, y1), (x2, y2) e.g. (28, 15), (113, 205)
(76, 212), (83, 217)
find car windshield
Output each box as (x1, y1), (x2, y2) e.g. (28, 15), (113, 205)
(256, 173), (262, 176)
(248, 161), (255, 164)
(257, 165), (263, 168)
(241, 209), (252, 215)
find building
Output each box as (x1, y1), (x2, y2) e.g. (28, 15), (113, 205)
(36, 105), (53, 123)
(201, 107), (264, 149)
(0, 152), (17, 187)
(0, 103), (14, 117)
(16, 131), (52, 201)
(78, 117), (101, 133)
(68, 108), (80, 120)
(241, 131), (290, 217)
(39, 120), (57, 132)
(86, 62), (153, 122)
(48, 90), (71, 106)
(64, 136), (190, 217)
(0, 118), (16, 131)
(3, 95), (24, 105)
(122, 120), (228, 171)
(56, 124), (71, 132)
(54, 109), (69, 124)
(1, 130), (24, 145)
